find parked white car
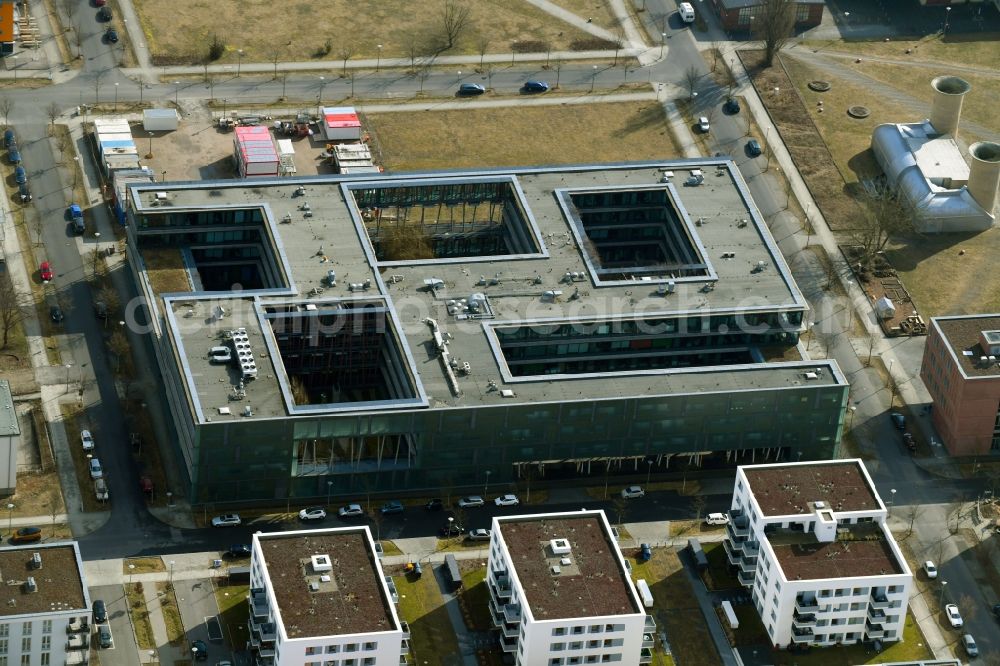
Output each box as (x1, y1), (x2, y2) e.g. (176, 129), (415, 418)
(923, 560), (938, 579)
(698, 116), (710, 133)
(88, 458), (103, 479)
(945, 603), (963, 628)
(80, 430), (95, 451)
(494, 494), (520, 507)
(621, 485), (645, 499)
(705, 512), (730, 526)
(457, 496), (485, 508)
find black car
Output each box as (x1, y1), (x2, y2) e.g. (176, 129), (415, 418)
(3, 129), (14, 148)
(97, 5), (112, 21)
(723, 97), (740, 114)
(104, 27), (118, 43)
(92, 599), (107, 624)
(14, 166), (26, 184)
(902, 432), (916, 452)
(191, 639), (208, 661)
(424, 498), (443, 511)
(440, 522), (464, 537)
(8, 148), (20, 164)
(49, 306), (64, 323)
(226, 544), (251, 558)
(17, 183), (30, 202)
(890, 412), (906, 430)
(746, 139), (762, 157)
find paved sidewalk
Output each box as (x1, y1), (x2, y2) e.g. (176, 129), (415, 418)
(142, 580), (187, 664)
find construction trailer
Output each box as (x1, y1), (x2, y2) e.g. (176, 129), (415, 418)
(142, 108), (180, 132)
(233, 125), (279, 178)
(330, 142), (380, 174)
(110, 168), (155, 225)
(276, 139), (296, 176)
(321, 106), (362, 141)
(93, 118), (140, 176)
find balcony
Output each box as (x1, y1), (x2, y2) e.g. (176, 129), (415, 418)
(65, 652), (88, 666)
(499, 632), (518, 653)
(723, 540), (742, 566)
(737, 568), (755, 587)
(399, 656), (408, 666)
(790, 629), (814, 644)
(401, 621), (411, 640)
(640, 648), (653, 664)
(870, 595), (891, 609)
(868, 608), (887, 624)
(642, 633), (655, 649)
(728, 519), (750, 540)
(250, 621), (276, 643)
(502, 622), (519, 639)
(253, 654), (275, 666)
(792, 614), (816, 630)
(866, 623), (885, 639)
(795, 598), (820, 614)
(250, 588), (270, 620)
(489, 574), (512, 600)
(66, 619), (89, 634)
(645, 615), (657, 632)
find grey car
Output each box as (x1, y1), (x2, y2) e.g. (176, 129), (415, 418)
(97, 625), (112, 648)
(962, 634), (978, 658)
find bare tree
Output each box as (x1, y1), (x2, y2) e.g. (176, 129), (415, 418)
(0, 97), (12, 127)
(752, 0), (797, 67)
(553, 59), (563, 89)
(339, 44), (355, 77)
(476, 35), (490, 70)
(417, 67), (430, 94)
(613, 27), (626, 66)
(710, 40), (721, 72)
(682, 65), (702, 99)
(108, 329), (129, 373)
(88, 247), (104, 279)
(440, 0), (471, 51)
(0, 275), (25, 349)
(97, 285), (120, 316)
(271, 48), (281, 79)
(691, 495), (707, 522)
(406, 36), (421, 72)
(484, 63), (495, 90)
(47, 102), (60, 126)
(902, 504), (924, 539)
(849, 185), (917, 269)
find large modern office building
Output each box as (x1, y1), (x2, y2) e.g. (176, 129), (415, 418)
(724, 460), (912, 649)
(122, 161), (849, 503)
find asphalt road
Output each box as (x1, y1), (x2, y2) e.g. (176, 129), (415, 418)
(89, 583), (137, 666)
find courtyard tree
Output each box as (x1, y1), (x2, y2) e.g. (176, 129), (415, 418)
(0, 97), (14, 127)
(476, 35), (490, 70)
(339, 44), (355, 77)
(752, 0), (796, 67)
(682, 65), (702, 100)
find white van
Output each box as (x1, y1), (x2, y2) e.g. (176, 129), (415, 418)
(679, 2), (695, 23)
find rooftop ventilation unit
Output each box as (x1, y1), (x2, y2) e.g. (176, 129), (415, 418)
(311, 554), (333, 573)
(309, 581), (320, 592)
(229, 328), (258, 380)
(24, 577), (36, 593)
(814, 501), (826, 509)
(551, 565), (561, 575)
(30, 553), (41, 570)
(550, 538), (572, 555)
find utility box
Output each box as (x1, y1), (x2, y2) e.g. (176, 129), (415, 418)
(143, 108), (180, 131)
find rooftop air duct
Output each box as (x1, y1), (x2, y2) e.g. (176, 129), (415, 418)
(968, 142), (1000, 217)
(930, 76), (971, 138)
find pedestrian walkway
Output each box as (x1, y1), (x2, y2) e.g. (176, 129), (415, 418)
(141, 580), (187, 664)
(660, 95), (701, 158)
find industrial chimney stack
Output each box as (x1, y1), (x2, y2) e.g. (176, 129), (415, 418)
(930, 75), (971, 137)
(968, 142), (1000, 217)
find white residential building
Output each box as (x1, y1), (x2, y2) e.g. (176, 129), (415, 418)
(0, 541), (92, 666)
(724, 459), (913, 650)
(486, 510), (654, 666)
(249, 527), (406, 666)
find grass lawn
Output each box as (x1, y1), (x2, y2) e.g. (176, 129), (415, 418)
(125, 583), (156, 651)
(134, 0), (599, 65)
(214, 583), (250, 650)
(8, 470), (65, 522)
(379, 540), (403, 556)
(631, 547), (722, 666)
(838, 59), (998, 133)
(158, 583), (185, 645)
(395, 571), (461, 665)
(124, 557), (164, 575)
(458, 568), (493, 631)
(547, 0), (619, 30)
(669, 520), (726, 538)
(802, 35), (1000, 73)
(369, 101), (679, 171)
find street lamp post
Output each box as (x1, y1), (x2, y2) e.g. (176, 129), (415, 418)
(11, 56), (16, 82)
(237, 49), (244, 77)
(645, 459), (653, 487)
(128, 563), (135, 587)
(805, 320), (815, 351)
(318, 76), (326, 105)
(888, 488), (897, 515)
(447, 516), (454, 538)
(173, 80), (180, 107)
(944, 7), (952, 36)
(326, 480), (333, 507)
(168, 560), (175, 586)
(113, 82), (119, 112)
(849, 404), (857, 430)
(660, 33), (666, 58)
(146, 131), (154, 159)
(6, 503), (12, 536)
(939, 580), (948, 606)
(484, 470), (491, 498)
(376, 44), (383, 72)
(590, 65), (598, 93)
(457, 70), (462, 85)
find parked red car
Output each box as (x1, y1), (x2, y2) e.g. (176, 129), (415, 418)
(39, 262), (53, 282)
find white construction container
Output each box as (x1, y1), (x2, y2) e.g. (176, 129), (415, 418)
(635, 579), (654, 608)
(233, 125), (279, 178)
(142, 108), (180, 131)
(321, 106), (362, 141)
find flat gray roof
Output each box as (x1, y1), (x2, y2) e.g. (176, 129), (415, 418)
(0, 381), (18, 437)
(130, 162), (843, 422)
